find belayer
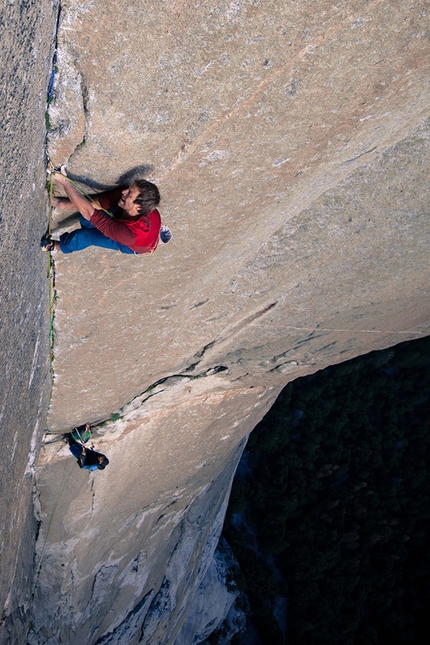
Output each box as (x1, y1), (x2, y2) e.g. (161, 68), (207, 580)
(69, 441), (109, 471)
(66, 426), (109, 471)
(42, 165), (170, 254)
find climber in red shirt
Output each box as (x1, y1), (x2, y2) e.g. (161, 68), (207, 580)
(42, 166), (165, 254)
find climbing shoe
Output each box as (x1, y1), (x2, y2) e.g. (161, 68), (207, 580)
(41, 235), (56, 252)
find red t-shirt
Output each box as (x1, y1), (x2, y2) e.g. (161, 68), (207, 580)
(89, 187), (161, 254)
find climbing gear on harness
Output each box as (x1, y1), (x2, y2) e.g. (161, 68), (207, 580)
(49, 165), (118, 218)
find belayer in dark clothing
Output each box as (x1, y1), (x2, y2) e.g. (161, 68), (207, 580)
(66, 428), (109, 471)
(69, 442), (109, 471)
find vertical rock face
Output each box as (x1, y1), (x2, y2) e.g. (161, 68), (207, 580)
(32, 381), (277, 645)
(29, 1), (429, 644)
(0, 2), (57, 643)
(174, 537), (245, 645)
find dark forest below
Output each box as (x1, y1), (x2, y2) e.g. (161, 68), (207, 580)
(221, 336), (430, 645)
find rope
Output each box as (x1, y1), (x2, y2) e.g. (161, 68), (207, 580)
(61, 174), (116, 217)
(50, 169), (116, 218)
(46, 162), (57, 388)
(47, 164), (54, 235)
(46, 162), (54, 274)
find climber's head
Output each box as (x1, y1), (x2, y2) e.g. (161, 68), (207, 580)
(97, 455), (109, 470)
(119, 180), (160, 216)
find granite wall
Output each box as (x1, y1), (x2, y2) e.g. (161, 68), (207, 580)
(0, 1), (58, 643)
(29, 1), (429, 643)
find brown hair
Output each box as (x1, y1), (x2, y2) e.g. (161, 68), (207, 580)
(133, 179), (160, 215)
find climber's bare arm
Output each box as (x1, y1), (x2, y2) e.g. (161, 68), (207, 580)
(52, 196), (74, 210)
(52, 195), (102, 210)
(52, 171), (99, 220)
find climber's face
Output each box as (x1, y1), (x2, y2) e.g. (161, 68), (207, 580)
(118, 184), (141, 216)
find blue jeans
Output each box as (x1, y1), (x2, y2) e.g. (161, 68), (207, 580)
(69, 440), (98, 471)
(69, 441), (83, 460)
(59, 216), (136, 254)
